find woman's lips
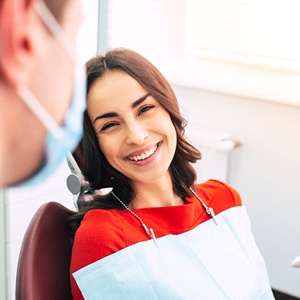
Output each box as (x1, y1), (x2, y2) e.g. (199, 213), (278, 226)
(126, 142), (160, 162)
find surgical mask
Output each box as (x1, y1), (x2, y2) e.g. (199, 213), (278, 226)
(14, 1), (86, 186)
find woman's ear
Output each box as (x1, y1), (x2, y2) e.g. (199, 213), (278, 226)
(0, 0), (37, 87)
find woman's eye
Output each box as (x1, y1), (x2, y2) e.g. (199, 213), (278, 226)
(139, 105), (154, 115)
(101, 122), (117, 132)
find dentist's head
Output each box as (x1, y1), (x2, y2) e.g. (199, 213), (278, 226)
(0, 0), (86, 187)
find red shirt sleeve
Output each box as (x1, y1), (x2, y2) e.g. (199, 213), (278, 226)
(196, 179), (242, 214)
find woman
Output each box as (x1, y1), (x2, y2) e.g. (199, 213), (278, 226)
(70, 48), (274, 299)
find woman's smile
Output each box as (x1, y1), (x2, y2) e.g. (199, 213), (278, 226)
(125, 142), (161, 162)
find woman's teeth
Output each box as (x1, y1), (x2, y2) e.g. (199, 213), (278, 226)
(128, 145), (158, 161)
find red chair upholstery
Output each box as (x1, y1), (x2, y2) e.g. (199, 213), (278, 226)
(16, 202), (76, 300)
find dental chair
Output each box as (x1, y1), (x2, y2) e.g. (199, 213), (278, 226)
(15, 149), (89, 300)
(15, 201), (76, 300)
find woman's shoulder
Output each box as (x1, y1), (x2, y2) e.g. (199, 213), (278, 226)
(73, 209), (127, 253)
(195, 179), (242, 212)
(76, 208), (124, 239)
(72, 209), (129, 268)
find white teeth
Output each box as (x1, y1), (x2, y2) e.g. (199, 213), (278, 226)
(128, 145), (158, 161)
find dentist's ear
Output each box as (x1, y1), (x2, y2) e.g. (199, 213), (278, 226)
(0, 0), (36, 88)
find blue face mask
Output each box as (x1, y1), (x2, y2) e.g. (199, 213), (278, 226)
(14, 1), (86, 187)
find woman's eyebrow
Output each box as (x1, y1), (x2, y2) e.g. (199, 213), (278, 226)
(131, 93), (151, 109)
(93, 112), (118, 124)
(93, 93), (151, 124)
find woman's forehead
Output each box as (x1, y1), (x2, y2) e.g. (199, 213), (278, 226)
(91, 70), (146, 96)
(87, 70), (149, 114)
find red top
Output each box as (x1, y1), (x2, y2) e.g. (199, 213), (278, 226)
(70, 179), (242, 299)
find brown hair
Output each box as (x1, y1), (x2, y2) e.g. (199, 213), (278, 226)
(70, 48), (201, 231)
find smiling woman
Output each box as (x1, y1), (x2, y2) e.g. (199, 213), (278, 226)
(80, 48), (199, 194)
(69, 48), (275, 300)
(87, 69), (177, 195)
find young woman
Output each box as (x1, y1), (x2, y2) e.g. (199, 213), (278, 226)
(70, 48), (274, 300)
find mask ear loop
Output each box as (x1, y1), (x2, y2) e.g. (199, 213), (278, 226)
(17, 1), (79, 133)
(34, 1), (75, 62)
(16, 86), (63, 141)
(22, 0), (86, 134)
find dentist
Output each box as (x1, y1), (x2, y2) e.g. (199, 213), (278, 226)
(0, 0), (86, 187)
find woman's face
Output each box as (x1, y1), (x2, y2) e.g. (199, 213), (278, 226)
(87, 70), (177, 185)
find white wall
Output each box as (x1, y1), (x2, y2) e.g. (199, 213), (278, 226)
(174, 85), (300, 297)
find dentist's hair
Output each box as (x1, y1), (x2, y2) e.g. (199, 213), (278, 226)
(72, 48), (201, 224)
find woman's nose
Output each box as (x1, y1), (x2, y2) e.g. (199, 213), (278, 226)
(125, 122), (148, 145)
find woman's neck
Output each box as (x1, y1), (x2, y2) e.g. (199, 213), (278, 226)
(129, 176), (184, 209)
